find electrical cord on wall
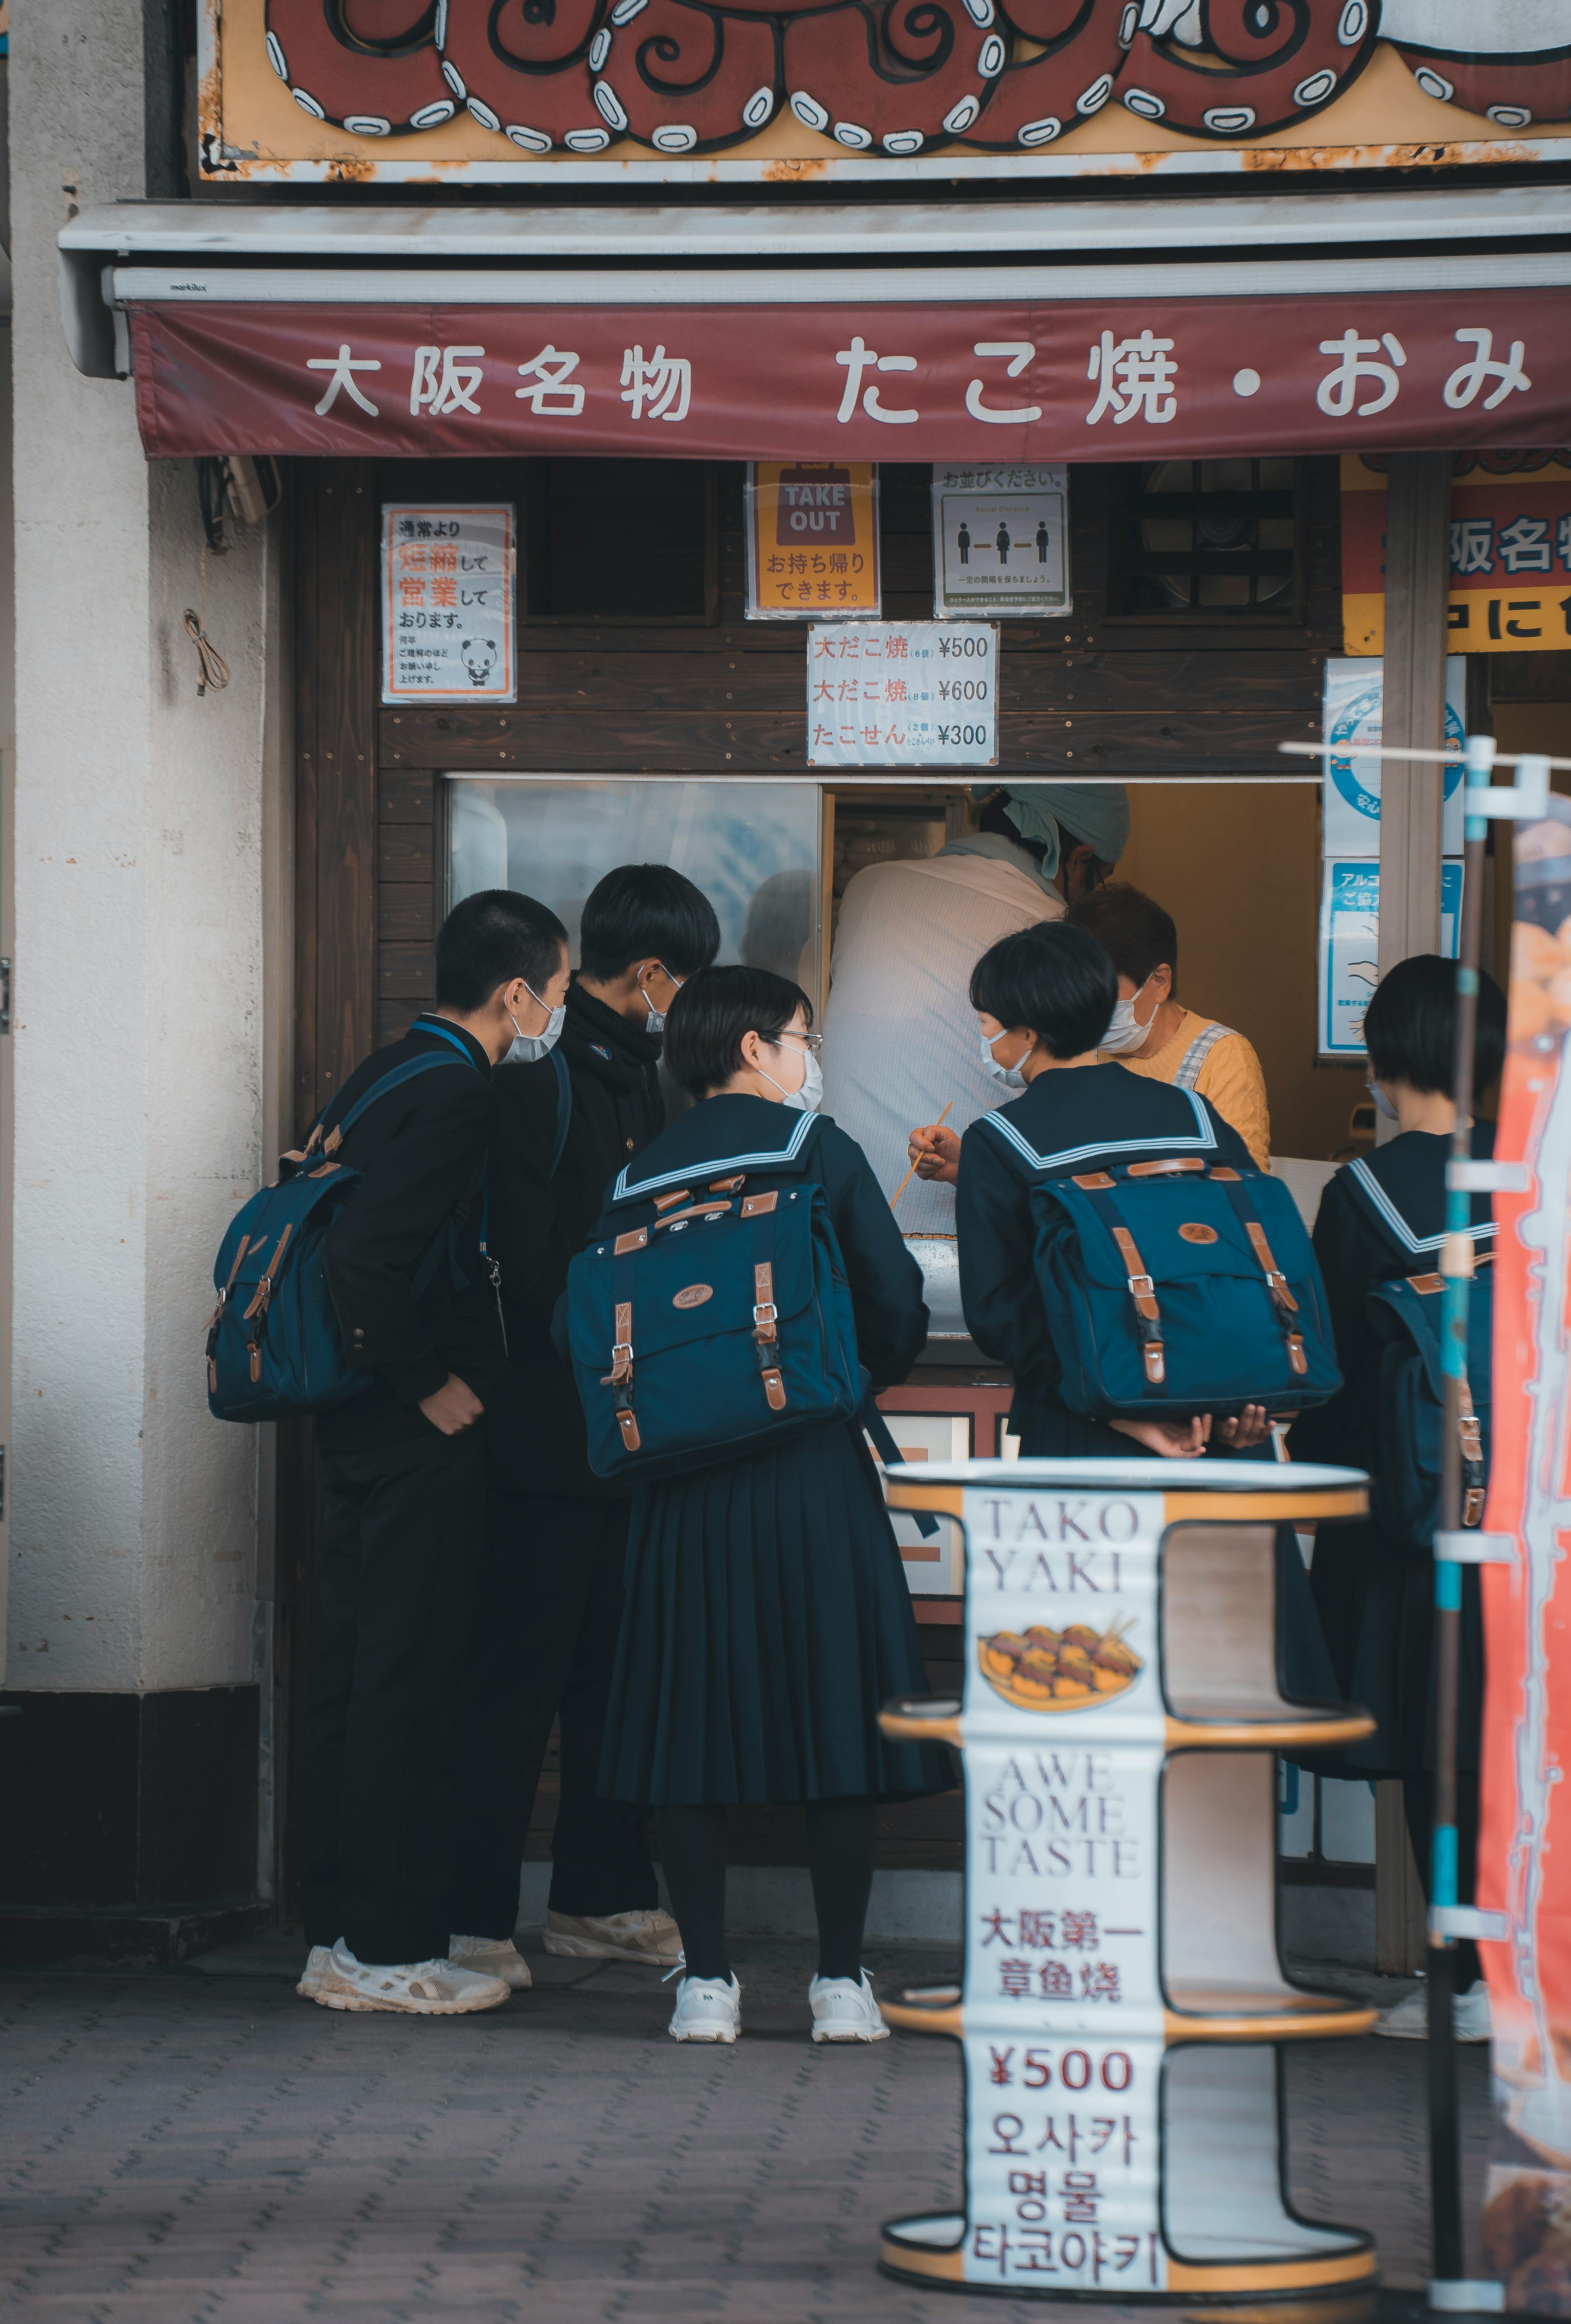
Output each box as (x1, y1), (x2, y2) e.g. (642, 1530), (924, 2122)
(184, 545), (230, 697)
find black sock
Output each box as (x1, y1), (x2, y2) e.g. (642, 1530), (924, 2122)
(805, 1795), (878, 1982)
(656, 1806), (730, 1982)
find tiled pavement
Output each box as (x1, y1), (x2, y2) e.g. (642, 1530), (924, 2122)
(0, 1936), (1489, 2324)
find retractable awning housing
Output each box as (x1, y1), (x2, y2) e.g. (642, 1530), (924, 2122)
(62, 190), (1571, 462)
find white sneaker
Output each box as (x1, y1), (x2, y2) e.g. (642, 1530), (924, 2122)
(667, 1973), (742, 2043)
(296, 1943), (331, 2001)
(810, 1969), (890, 2043)
(311, 1937), (510, 2015)
(1372, 1979), (1492, 2042)
(1456, 1979), (1493, 2042)
(449, 1934), (533, 1990)
(544, 1908), (683, 1966)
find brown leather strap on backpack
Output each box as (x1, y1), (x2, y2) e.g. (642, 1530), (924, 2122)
(603, 1297), (640, 1451)
(1214, 1178), (1309, 1378)
(753, 1246), (787, 1411)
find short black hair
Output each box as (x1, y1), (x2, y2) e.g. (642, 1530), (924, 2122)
(662, 965), (813, 1097)
(1068, 883), (1179, 991)
(1363, 953), (1507, 1101)
(578, 863), (722, 983)
(969, 922), (1118, 1061)
(435, 889), (568, 1012)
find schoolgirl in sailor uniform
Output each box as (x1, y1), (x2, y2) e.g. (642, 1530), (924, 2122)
(589, 965), (949, 2045)
(1291, 956), (1506, 2040)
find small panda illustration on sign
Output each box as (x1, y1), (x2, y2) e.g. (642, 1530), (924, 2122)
(460, 638), (498, 687)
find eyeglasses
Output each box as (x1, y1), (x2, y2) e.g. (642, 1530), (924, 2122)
(771, 1030), (824, 1055)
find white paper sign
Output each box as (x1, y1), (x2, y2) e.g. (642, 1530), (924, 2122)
(1318, 858), (1462, 1057)
(932, 465), (1071, 619)
(1321, 655), (1467, 857)
(957, 1486), (1168, 2294)
(807, 622), (997, 768)
(382, 503), (515, 704)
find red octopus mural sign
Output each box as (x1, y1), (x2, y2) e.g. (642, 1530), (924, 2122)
(243, 0), (1571, 163)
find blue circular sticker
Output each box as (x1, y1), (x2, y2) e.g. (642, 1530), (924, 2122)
(1329, 684), (1465, 822)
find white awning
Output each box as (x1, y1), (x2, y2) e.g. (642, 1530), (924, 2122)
(60, 184), (1571, 375)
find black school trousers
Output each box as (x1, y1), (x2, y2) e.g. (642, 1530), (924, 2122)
(449, 1490), (658, 1939)
(302, 1425), (487, 1965)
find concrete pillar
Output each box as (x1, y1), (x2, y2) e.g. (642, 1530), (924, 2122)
(3, 1), (284, 1952)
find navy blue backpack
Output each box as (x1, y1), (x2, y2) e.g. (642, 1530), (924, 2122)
(1005, 1122), (1340, 1419)
(565, 1116), (863, 1480)
(207, 1037), (572, 1425)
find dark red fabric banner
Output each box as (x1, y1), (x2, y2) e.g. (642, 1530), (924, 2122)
(129, 289), (1571, 463)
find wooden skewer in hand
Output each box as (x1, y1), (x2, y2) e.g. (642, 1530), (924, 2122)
(891, 1102), (955, 1207)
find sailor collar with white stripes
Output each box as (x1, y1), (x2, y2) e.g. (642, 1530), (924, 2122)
(982, 1087), (1220, 1175)
(612, 1104), (817, 1203)
(1344, 1154), (1495, 1256)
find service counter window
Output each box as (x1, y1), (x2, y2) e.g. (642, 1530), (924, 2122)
(448, 776), (821, 1000)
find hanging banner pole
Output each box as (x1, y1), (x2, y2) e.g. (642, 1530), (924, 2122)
(1283, 731), (1550, 2313)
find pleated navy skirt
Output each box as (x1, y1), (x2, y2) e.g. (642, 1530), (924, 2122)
(598, 1419), (952, 1807)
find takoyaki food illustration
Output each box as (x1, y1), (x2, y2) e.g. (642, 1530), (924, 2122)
(977, 1620), (1142, 1712)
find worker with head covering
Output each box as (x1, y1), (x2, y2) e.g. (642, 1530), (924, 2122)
(819, 783), (1130, 1232)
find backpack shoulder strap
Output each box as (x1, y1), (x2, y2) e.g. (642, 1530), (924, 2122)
(548, 1048), (573, 1181)
(325, 1049), (477, 1151)
(1171, 1020), (1234, 1093)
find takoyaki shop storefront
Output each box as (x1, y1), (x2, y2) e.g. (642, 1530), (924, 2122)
(85, 191), (1571, 1924)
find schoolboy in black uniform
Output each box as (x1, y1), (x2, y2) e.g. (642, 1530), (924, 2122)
(299, 887), (570, 2017)
(448, 865), (720, 1984)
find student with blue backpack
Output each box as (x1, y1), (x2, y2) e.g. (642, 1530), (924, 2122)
(1293, 954), (1506, 2043)
(565, 965), (948, 2046)
(948, 922), (1334, 1459)
(294, 888), (570, 2019)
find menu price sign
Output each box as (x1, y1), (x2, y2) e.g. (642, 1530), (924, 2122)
(382, 503), (515, 704)
(746, 463), (880, 621)
(933, 464), (1071, 619)
(807, 622), (998, 768)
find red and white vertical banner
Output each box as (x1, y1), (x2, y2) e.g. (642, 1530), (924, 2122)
(1478, 799), (1571, 2305)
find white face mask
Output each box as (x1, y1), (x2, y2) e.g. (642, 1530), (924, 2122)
(505, 979), (566, 1065)
(641, 962), (683, 1037)
(1366, 1076), (1400, 1123)
(759, 1036), (824, 1114)
(1098, 976), (1157, 1056)
(980, 1028), (1029, 1090)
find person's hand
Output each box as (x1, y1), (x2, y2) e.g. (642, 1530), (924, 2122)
(1215, 1404), (1270, 1451)
(1109, 1413), (1212, 1460)
(907, 1123), (962, 1185)
(418, 1372), (485, 1436)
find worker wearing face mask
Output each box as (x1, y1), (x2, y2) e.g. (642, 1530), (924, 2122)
(449, 863), (720, 1995)
(826, 782), (1129, 1226)
(1068, 883), (1271, 1172)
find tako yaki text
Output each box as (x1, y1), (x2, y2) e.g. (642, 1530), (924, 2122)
(978, 1621), (1142, 1712)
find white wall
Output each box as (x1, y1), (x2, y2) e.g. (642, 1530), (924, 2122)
(7, 3), (279, 1693)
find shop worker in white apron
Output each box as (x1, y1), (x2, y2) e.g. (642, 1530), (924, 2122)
(1069, 883), (1271, 1171)
(822, 782), (1129, 1224)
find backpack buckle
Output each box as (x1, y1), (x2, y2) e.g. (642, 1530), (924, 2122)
(1126, 1271), (1154, 1299)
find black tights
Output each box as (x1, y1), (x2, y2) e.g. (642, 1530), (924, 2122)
(656, 1798), (878, 1983)
(1404, 1769), (1482, 1991)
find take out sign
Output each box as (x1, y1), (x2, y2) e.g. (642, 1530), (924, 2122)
(747, 462), (880, 620)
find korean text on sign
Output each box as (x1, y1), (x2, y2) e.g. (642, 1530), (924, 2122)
(807, 622), (997, 769)
(380, 503), (515, 704)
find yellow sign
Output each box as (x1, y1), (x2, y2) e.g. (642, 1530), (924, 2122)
(1342, 452), (1571, 657)
(746, 464), (880, 622)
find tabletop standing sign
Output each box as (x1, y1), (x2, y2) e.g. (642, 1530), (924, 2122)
(874, 1458), (1379, 2301)
(381, 503), (515, 704)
